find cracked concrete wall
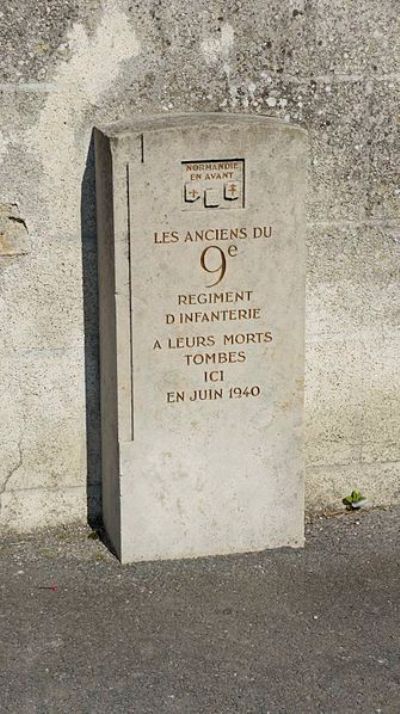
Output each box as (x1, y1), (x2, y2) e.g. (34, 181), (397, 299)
(0, 0), (399, 531)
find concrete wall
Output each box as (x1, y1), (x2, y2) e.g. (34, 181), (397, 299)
(0, 0), (398, 531)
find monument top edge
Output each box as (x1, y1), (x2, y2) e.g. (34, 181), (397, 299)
(94, 112), (308, 139)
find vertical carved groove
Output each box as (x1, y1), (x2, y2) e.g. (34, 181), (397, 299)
(126, 162), (134, 441)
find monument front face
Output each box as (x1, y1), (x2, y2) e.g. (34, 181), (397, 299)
(95, 114), (307, 563)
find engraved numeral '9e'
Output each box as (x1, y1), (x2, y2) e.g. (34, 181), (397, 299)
(200, 245), (238, 287)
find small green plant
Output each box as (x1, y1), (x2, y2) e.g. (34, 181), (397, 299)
(342, 489), (367, 510)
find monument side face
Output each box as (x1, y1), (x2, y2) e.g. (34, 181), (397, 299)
(95, 115), (307, 563)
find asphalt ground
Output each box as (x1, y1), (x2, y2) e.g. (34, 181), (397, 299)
(0, 506), (399, 713)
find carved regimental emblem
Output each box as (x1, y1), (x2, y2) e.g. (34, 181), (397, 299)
(182, 159), (245, 210)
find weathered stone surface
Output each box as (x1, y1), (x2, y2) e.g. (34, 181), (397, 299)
(0, 203), (29, 256)
(306, 223), (400, 508)
(95, 114), (306, 561)
(0, 1), (398, 531)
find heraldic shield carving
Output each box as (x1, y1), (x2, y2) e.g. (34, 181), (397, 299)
(182, 158), (245, 210)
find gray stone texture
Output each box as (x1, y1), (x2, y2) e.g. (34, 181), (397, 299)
(0, 0), (399, 531)
(0, 507), (399, 712)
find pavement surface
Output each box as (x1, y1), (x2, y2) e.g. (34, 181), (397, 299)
(0, 507), (399, 714)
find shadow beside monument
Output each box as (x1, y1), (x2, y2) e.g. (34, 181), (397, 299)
(81, 133), (102, 527)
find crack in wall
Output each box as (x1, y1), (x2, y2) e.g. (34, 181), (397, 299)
(0, 434), (24, 517)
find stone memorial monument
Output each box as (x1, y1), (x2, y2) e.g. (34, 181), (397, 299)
(94, 114), (307, 563)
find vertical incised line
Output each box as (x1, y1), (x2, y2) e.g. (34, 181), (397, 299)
(242, 159), (246, 209)
(140, 134), (144, 163)
(126, 162), (134, 441)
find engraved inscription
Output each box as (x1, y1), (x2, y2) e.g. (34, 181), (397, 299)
(182, 159), (245, 210)
(151, 219), (274, 405)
